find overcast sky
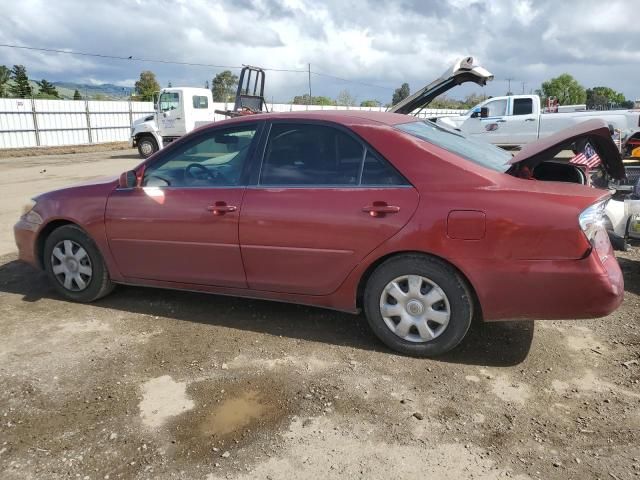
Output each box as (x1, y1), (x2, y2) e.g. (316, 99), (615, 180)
(1, 0), (638, 103)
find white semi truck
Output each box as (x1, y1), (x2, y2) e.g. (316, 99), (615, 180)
(130, 67), (267, 158)
(436, 94), (640, 155)
(130, 87), (215, 158)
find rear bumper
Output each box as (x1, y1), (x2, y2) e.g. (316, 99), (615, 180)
(14, 219), (39, 268)
(464, 244), (624, 321)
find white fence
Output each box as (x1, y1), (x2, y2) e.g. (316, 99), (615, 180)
(0, 98), (154, 149)
(0, 98), (464, 149)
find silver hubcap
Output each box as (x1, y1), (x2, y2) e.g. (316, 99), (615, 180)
(140, 141), (154, 156)
(51, 240), (93, 292)
(379, 275), (451, 343)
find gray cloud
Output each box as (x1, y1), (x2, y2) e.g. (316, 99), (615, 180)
(0, 0), (637, 103)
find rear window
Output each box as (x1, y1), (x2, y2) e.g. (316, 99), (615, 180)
(192, 95), (208, 109)
(395, 120), (512, 172)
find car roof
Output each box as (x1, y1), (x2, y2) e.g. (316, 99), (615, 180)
(210, 110), (418, 128)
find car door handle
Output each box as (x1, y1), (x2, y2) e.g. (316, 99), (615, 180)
(362, 203), (400, 217)
(495, 119), (506, 123)
(524, 118), (535, 122)
(207, 202), (237, 215)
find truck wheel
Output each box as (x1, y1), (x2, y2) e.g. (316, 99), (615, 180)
(137, 135), (158, 158)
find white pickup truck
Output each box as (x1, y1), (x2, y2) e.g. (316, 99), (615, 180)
(436, 94), (640, 155)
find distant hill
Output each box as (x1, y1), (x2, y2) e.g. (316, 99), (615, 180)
(2, 80), (133, 100)
(51, 82), (132, 100)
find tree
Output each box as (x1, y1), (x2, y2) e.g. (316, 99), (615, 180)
(391, 83), (410, 106)
(0, 65), (10, 97)
(336, 89), (357, 106)
(540, 74), (586, 105)
(292, 94), (335, 105)
(73, 89), (82, 100)
(9, 65), (33, 98)
(360, 99), (381, 107)
(134, 70), (160, 101)
(211, 70), (238, 102)
(36, 79), (60, 98)
(461, 93), (488, 109)
(429, 95), (465, 109)
(586, 86), (626, 109)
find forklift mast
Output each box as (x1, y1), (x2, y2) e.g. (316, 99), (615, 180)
(234, 66), (268, 114)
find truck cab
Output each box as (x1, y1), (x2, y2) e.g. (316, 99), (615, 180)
(438, 94), (640, 153)
(130, 87), (215, 158)
(439, 95), (541, 146)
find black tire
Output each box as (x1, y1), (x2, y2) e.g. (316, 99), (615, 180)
(137, 135), (158, 158)
(43, 225), (114, 303)
(363, 254), (473, 357)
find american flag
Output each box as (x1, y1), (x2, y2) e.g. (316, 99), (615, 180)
(569, 143), (601, 169)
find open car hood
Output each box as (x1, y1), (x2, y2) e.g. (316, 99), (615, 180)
(389, 57), (493, 115)
(508, 119), (626, 180)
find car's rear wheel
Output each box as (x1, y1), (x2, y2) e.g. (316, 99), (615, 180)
(44, 225), (114, 302)
(363, 254), (473, 357)
(137, 135), (158, 158)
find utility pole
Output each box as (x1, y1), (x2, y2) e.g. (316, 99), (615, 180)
(521, 81), (526, 94)
(308, 63), (312, 106)
(506, 78), (513, 95)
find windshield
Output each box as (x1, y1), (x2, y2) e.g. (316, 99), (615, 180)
(395, 120), (512, 172)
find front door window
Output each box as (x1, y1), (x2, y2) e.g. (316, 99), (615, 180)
(143, 125), (258, 188)
(484, 99), (507, 117)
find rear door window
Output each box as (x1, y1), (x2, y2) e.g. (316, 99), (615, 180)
(513, 98), (533, 115)
(361, 150), (408, 186)
(260, 124), (363, 186)
(260, 123), (409, 186)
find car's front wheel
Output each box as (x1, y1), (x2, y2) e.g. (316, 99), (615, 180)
(363, 254), (474, 357)
(43, 225), (114, 302)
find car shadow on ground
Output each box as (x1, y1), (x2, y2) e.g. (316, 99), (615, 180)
(0, 257), (533, 367)
(109, 153), (141, 160)
(618, 256), (640, 296)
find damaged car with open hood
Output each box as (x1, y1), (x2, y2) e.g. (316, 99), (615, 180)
(14, 90), (625, 357)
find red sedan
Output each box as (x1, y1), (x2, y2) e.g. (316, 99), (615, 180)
(14, 112), (624, 356)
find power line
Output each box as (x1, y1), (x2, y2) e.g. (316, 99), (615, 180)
(0, 43), (307, 73)
(0, 42), (393, 91)
(311, 70), (391, 91)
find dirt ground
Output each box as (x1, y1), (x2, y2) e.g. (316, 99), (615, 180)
(1, 149), (639, 480)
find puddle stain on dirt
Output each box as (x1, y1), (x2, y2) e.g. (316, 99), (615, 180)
(169, 378), (293, 461)
(201, 390), (273, 437)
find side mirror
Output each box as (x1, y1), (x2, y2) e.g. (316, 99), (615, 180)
(470, 108), (481, 118)
(118, 170), (138, 189)
(480, 106), (489, 118)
